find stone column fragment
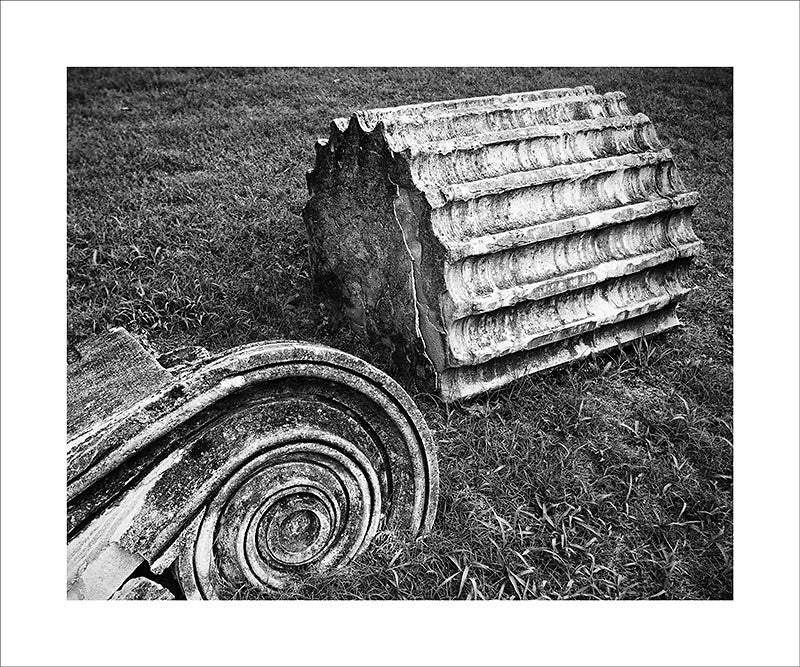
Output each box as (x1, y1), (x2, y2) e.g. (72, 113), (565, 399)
(304, 86), (703, 400)
(67, 328), (438, 599)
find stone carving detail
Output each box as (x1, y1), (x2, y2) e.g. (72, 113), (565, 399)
(304, 86), (703, 401)
(67, 329), (438, 599)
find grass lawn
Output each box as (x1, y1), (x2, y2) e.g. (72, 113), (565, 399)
(67, 67), (733, 600)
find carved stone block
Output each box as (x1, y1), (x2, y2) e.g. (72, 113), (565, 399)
(67, 328), (438, 599)
(304, 86), (703, 400)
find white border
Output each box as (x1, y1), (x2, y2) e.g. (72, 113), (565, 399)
(2, 1), (798, 665)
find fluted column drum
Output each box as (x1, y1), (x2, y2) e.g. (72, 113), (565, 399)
(304, 86), (703, 401)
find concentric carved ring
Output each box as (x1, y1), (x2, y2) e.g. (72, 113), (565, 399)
(180, 433), (384, 598)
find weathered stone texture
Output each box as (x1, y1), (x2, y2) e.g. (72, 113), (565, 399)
(304, 86), (703, 401)
(67, 329), (438, 599)
(110, 577), (175, 601)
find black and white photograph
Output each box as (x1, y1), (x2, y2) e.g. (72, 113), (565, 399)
(64, 67), (730, 602)
(2, 2), (799, 666)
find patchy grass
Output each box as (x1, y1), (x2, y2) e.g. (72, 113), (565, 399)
(67, 67), (732, 600)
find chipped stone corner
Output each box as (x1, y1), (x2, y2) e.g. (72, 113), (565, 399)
(110, 577), (175, 601)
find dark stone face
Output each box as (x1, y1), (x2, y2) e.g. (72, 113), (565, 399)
(303, 121), (439, 389)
